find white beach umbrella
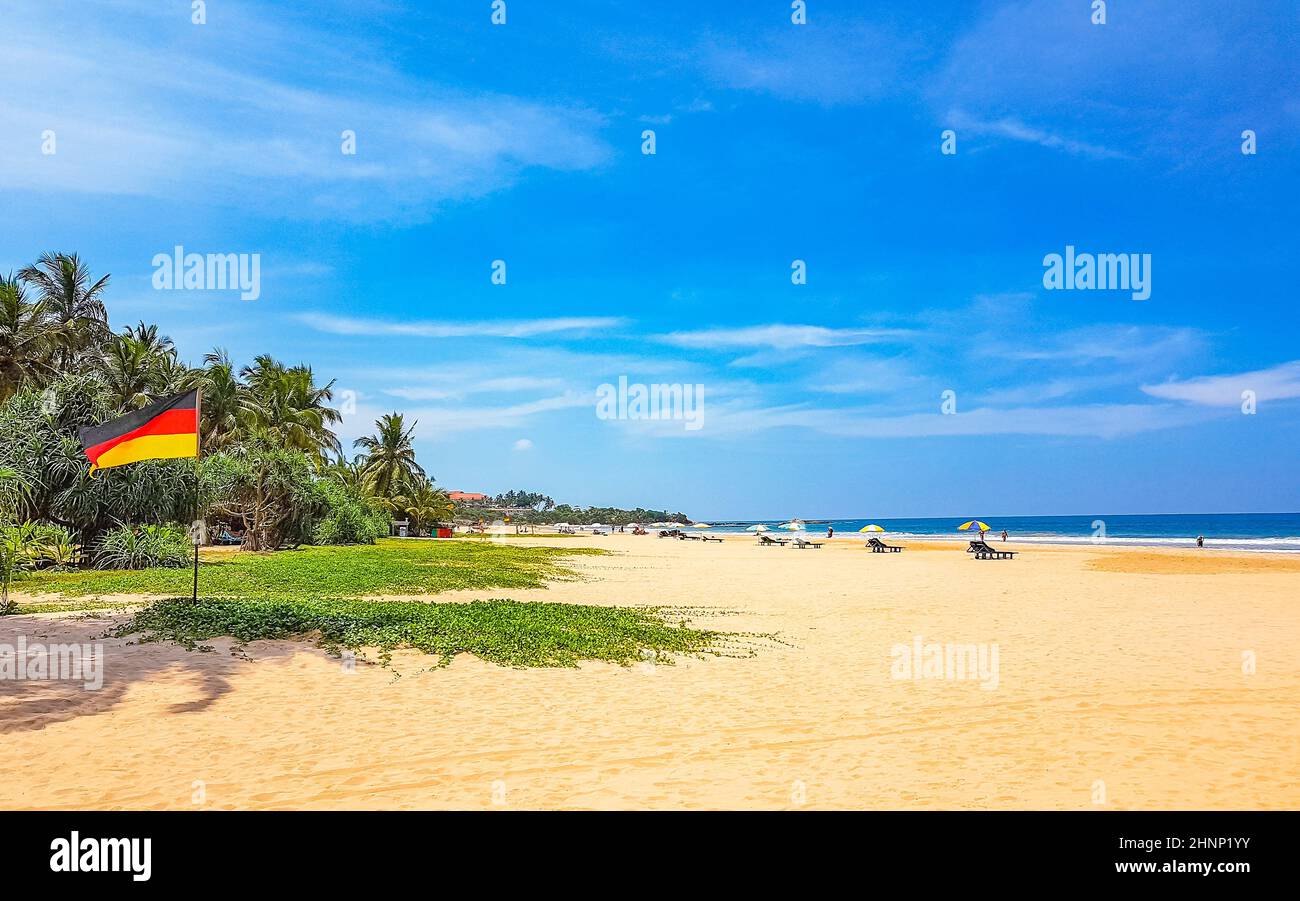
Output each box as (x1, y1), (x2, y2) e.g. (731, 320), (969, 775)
(691, 522), (713, 528)
(745, 524), (770, 533)
(778, 520), (804, 531)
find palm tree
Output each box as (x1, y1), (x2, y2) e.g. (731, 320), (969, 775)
(191, 349), (253, 451)
(396, 478), (452, 536)
(354, 413), (425, 499)
(242, 355), (342, 466)
(0, 274), (65, 404)
(322, 455), (368, 491)
(96, 322), (181, 411)
(18, 252), (111, 367)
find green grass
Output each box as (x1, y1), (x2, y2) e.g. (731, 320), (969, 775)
(18, 538), (605, 599)
(15, 539), (769, 668)
(113, 596), (733, 668)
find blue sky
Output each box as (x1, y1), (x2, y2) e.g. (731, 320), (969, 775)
(2, 0), (1298, 518)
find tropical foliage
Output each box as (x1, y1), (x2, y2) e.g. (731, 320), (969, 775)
(0, 253), (449, 571)
(94, 523), (191, 570)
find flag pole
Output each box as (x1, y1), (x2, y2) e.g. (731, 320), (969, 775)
(192, 386), (202, 604)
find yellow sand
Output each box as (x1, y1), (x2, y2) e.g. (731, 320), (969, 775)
(2, 535), (1297, 810)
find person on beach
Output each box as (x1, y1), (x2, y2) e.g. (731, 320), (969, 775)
(827, 526), (834, 538)
(1001, 530), (1008, 542)
(1197, 535), (1205, 548)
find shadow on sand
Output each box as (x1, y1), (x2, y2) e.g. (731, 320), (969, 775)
(0, 611), (311, 734)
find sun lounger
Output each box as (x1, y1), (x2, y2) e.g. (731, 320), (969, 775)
(758, 534), (788, 546)
(658, 529), (682, 538)
(866, 537), (902, 553)
(679, 533), (702, 540)
(701, 535), (723, 542)
(792, 537), (823, 549)
(970, 539), (1016, 560)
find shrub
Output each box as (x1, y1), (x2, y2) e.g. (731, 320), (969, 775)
(24, 523), (78, 569)
(94, 523), (192, 570)
(312, 479), (389, 545)
(1, 522), (80, 613)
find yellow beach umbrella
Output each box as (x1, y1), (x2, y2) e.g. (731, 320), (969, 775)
(858, 524), (885, 533)
(779, 520), (804, 531)
(957, 520), (991, 532)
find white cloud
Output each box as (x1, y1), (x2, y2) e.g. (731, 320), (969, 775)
(664, 400), (1217, 441)
(385, 377), (569, 402)
(659, 324), (911, 350)
(947, 111), (1126, 159)
(298, 313), (625, 339)
(0, 2), (610, 221)
(699, 24), (914, 106)
(513, 438), (534, 451)
(1141, 361), (1300, 407)
(406, 392), (593, 436)
(988, 325), (1205, 366)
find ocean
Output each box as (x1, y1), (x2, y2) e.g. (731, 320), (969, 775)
(698, 513), (1300, 552)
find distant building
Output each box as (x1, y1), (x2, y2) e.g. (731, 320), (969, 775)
(448, 491), (489, 505)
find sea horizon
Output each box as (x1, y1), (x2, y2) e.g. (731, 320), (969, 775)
(685, 512), (1300, 552)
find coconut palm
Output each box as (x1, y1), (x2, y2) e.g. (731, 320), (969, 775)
(96, 322), (181, 411)
(395, 478), (452, 535)
(190, 349), (253, 451)
(354, 413), (425, 499)
(0, 274), (65, 404)
(322, 456), (368, 491)
(242, 355), (342, 466)
(17, 252), (111, 367)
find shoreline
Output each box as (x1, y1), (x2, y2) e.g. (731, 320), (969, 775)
(3, 536), (1297, 809)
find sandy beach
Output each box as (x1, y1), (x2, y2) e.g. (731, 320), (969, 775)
(2, 534), (1297, 810)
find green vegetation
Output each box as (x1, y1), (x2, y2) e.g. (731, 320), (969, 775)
(0, 253), (457, 561)
(113, 596), (724, 668)
(2, 522), (78, 613)
(454, 495), (690, 527)
(93, 523), (191, 569)
(21, 538), (603, 599)
(0, 255), (746, 671)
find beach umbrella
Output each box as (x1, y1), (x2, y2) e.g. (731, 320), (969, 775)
(858, 524), (885, 533)
(957, 520), (991, 532)
(779, 520), (804, 531)
(691, 522), (713, 528)
(745, 524), (770, 533)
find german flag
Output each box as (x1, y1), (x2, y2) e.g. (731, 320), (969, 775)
(78, 390), (200, 473)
